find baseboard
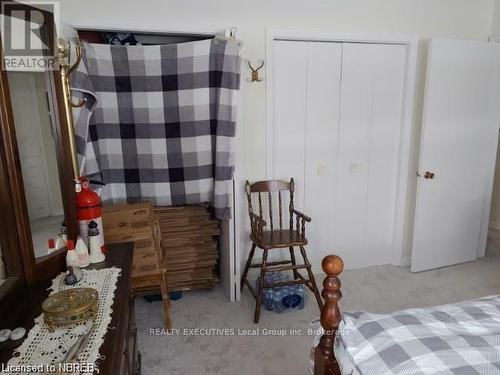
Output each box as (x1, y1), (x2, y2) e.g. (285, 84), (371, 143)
(489, 221), (500, 231)
(400, 256), (411, 267)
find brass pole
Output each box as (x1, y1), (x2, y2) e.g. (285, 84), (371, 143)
(57, 37), (81, 181)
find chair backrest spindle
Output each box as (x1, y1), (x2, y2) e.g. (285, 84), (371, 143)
(278, 190), (283, 229)
(258, 192), (263, 218)
(245, 179), (295, 233)
(268, 192), (274, 231)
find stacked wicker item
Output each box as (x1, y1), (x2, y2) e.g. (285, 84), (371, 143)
(102, 202), (172, 328)
(154, 205), (220, 291)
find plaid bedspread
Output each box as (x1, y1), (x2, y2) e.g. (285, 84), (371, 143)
(70, 39), (241, 219)
(336, 295), (500, 374)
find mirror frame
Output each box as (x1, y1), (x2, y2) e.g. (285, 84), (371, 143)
(0, 1), (78, 284)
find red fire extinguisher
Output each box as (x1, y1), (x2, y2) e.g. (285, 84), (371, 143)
(76, 177), (105, 253)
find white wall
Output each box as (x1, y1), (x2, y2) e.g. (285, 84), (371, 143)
(492, 0), (500, 36)
(61, 0), (494, 181)
(61, 0), (496, 267)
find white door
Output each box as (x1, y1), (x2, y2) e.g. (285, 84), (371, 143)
(411, 39), (500, 272)
(272, 40), (342, 270)
(9, 72), (52, 220)
(303, 42), (342, 271)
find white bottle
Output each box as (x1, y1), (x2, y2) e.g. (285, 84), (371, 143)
(88, 220), (105, 264)
(47, 239), (56, 255)
(65, 240), (80, 268)
(75, 236), (90, 268)
(55, 234), (66, 250)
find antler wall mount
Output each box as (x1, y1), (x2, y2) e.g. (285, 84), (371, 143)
(248, 60), (264, 82)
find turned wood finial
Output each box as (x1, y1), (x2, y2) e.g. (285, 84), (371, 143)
(322, 255), (344, 277)
(317, 255), (344, 369)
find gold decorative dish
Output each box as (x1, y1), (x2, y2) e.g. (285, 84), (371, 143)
(41, 288), (98, 330)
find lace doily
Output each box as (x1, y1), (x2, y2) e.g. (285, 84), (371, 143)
(3, 267), (121, 374)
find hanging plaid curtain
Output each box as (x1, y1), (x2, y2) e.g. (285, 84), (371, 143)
(70, 38), (241, 219)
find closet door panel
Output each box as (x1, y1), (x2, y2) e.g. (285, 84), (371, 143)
(365, 44), (406, 266)
(336, 43), (373, 267)
(304, 42), (342, 272)
(336, 43), (406, 268)
(272, 41), (308, 210)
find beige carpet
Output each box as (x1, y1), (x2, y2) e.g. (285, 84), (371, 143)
(135, 230), (500, 374)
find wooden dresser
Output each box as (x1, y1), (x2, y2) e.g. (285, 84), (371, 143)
(0, 243), (140, 375)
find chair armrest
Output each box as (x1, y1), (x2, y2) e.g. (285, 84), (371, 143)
(292, 209), (311, 222)
(249, 213), (267, 227)
(249, 213), (266, 242)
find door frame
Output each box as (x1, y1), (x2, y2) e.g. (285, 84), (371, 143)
(265, 28), (418, 266)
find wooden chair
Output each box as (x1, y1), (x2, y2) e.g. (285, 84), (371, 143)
(241, 178), (323, 323)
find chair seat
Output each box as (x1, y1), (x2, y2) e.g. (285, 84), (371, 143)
(251, 230), (308, 249)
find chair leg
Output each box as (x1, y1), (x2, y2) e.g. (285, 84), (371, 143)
(289, 246), (300, 280)
(241, 243), (256, 292)
(299, 245), (323, 311)
(254, 249), (268, 324)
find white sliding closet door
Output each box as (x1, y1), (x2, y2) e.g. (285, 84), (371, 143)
(271, 40), (408, 272)
(303, 42), (342, 271)
(272, 41), (342, 213)
(273, 41), (308, 210)
(336, 43), (406, 269)
(272, 41), (342, 270)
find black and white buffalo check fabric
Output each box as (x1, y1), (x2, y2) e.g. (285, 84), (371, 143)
(335, 295), (500, 374)
(70, 39), (241, 219)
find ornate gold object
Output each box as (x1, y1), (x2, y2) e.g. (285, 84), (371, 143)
(42, 288), (98, 330)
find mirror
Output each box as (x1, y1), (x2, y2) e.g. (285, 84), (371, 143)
(7, 71), (65, 258)
(0, 1), (75, 283)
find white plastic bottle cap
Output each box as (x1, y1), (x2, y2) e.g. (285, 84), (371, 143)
(9, 327), (26, 341)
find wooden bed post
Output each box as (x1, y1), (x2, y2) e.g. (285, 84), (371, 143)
(314, 255), (344, 375)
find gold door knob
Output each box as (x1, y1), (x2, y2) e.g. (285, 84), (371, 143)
(424, 171), (435, 179)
